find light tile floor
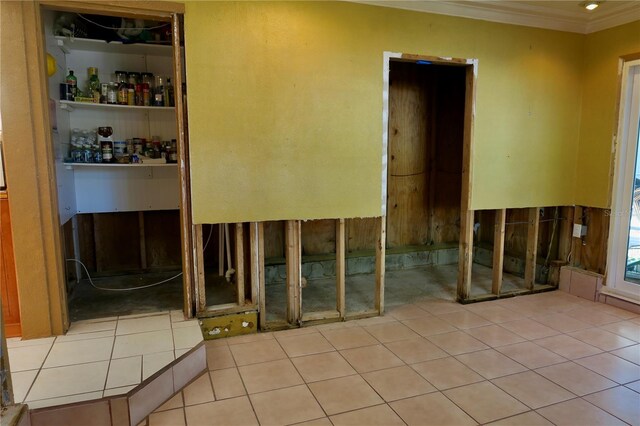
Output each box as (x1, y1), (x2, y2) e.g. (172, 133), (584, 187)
(7, 310), (203, 409)
(140, 291), (640, 426)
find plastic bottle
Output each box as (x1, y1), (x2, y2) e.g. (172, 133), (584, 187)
(66, 70), (77, 99)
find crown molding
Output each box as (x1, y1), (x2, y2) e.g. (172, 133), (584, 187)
(351, 1), (640, 34)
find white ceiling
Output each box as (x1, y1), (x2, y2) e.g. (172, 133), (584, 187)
(352, 1), (640, 33)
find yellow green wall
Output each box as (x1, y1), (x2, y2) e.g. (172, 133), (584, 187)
(185, 1), (586, 223)
(576, 20), (640, 208)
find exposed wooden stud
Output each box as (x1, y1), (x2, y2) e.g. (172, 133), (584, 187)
(492, 209), (506, 295)
(258, 222), (265, 312)
(524, 208), (540, 290)
(138, 212), (147, 270)
(571, 206), (583, 268)
(200, 303), (259, 318)
(375, 216), (386, 314)
(170, 12), (195, 318)
(194, 224), (206, 313)
(457, 210), (474, 301)
(457, 63), (476, 302)
(336, 219), (346, 318)
(218, 224), (224, 276)
(285, 220), (301, 325)
(249, 222), (265, 328)
(235, 223), (244, 306)
(302, 311), (340, 322)
(558, 206), (573, 262)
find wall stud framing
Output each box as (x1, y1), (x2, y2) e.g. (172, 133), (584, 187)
(375, 216), (386, 314)
(336, 219), (346, 318)
(285, 220), (302, 325)
(235, 223), (245, 306)
(194, 224), (206, 313)
(524, 207), (540, 290)
(492, 209), (506, 295)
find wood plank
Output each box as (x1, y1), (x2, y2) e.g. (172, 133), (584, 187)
(250, 223), (265, 328)
(336, 219), (346, 318)
(235, 223), (245, 306)
(138, 212), (147, 270)
(457, 210), (474, 301)
(346, 218), (378, 252)
(505, 208), (529, 257)
(579, 207), (609, 274)
(93, 213), (140, 271)
(285, 221), (301, 325)
(492, 209), (506, 295)
(301, 219), (336, 255)
(524, 208), (540, 290)
(571, 206), (583, 267)
(375, 217), (386, 314)
(143, 211), (181, 268)
(301, 310), (340, 322)
(264, 221), (285, 259)
(194, 224), (206, 314)
(171, 13), (195, 318)
(558, 206), (573, 263)
(257, 222), (265, 310)
(387, 175), (429, 247)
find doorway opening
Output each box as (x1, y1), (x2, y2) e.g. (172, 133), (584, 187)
(39, 6), (193, 322)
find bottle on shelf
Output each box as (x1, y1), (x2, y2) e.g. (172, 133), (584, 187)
(143, 83), (151, 106)
(153, 75), (165, 107)
(166, 78), (175, 107)
(87, 67), (101, 103)
(115, 71), (128, 105)
(66, 70), (77, 99)
(107, 83), (117, 104)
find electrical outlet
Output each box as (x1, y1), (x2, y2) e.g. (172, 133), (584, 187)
(573, 224), (582, 238)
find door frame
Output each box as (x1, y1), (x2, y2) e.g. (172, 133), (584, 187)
(382, 52), (477, 303)
(605, 55), (640, 301)
(13, 0), (193, 336)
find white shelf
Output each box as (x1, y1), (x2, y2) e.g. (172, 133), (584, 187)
(56, 36), (173, 57)
(64, 162), (176, 170)
(59, 100), (174, 112)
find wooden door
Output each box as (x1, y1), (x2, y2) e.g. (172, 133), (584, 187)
(1, 195), (21, 337)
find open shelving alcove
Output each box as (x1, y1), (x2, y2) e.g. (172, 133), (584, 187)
(40, 4), (195, 324)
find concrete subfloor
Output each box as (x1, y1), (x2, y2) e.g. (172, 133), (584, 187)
(265, 263), (528, 323)
(68, 269), (237, 322)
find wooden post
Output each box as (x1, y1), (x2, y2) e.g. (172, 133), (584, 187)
(336, 219), (346, 318)
(285, 220), (301, 325)
(218, 224), (224, 276)
(250, 223), (265, 328)
(375, 217), (386, 314)
(258, 222), (265, 311)
(194, 224), (207, 313)
(457, 210), (474, 301)
(524, 208), (540, 290)
(235, 223), (244, 306)
(492, 209), (506, 295)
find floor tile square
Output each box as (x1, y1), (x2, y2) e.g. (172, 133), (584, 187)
(185, 396), (258, 426)
(364, 322), (420, 343)
(106, 356), (142, 389)
(390, 392), (476, 426)
(210, 368), (246, 400)
(386, 304), (432, 320)
(155, 393), (184, 412)
(601, 321), (640, 342)
(565, 307), (622, 325)
(66, 320), (117, 335)
(627, 380), (640, 393)
(499, 319), (561, 340)
(455, 349), (528, 379)
(444, 381), (528, 424)
(7, 337), (55, 349)
(239, 358), (303, 393)
(536, 398), (627, 426)
(611, 344), (640, 365)
(228, 339), (287, 366)
(206, 344), (236, 370)
(226, 332), (274, 345)
(575, 352), (640, 384)
(55, 330), (115, 343)
(173, 323), (203, 350)
(149, 407), (185, 426)
(487, 411), (553, 425)
(362, 365), (435, 401)
(44, 336), (114, 368)
(27, 391), (104, 410)
(426, 330), (489, 355)
(329, 404), (405, 426)
(468, 305), (525, 323)
(26, 361), (109, 401)
(294, 418), (332, 426)
(340, 344), (404, 373)
(401, 317), (457, 336)
(183, 372), (215, 406)
(308, 375), (383, 415)
(534, 334), (602, 359)
(8, 344), (51, 372)
(584, 386), (640, 426)
(568, 328), (636, 351)
(415, 300), (467, 315)
(492, 371), (575, 409)
(113, 329), (174, 359)
(11, 370), (38, 403)
(142, 351), (175, 380)
(250, 385), (324, 425)
(116, 314), (171, 335)
(411, 356), (484, 390)
(384, 337), (448, 364)
(532, 313), (591, 333)
(465, 324), (526, 347)
(536, 362), (617, 396)
(437, 310), (493, 329)
(291, 351), (357, 382)
(321, 327), (378, 350)
(495, 341), (567, 369)
(276, 332), (334, 357)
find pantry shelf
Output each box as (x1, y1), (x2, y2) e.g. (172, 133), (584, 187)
(55, 36), (173, 56)
(59, 100), (175, 112)
(63, 163), (177, 170)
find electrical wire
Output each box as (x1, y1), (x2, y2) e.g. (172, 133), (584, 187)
(67, 224), (214, 292)
(76, 14), (170, 31)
